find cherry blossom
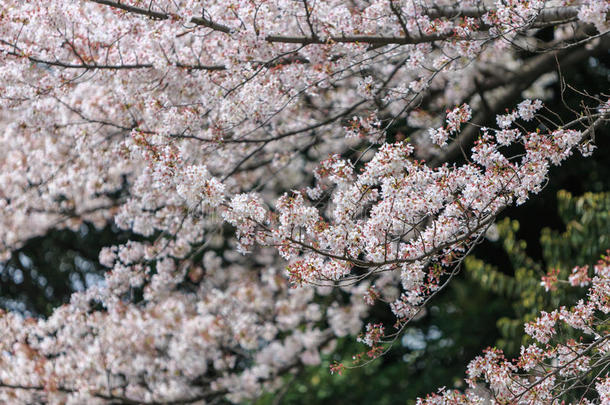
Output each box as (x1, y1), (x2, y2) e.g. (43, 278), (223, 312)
(419, 254), (610, 404)
(0, 0), (608, 402)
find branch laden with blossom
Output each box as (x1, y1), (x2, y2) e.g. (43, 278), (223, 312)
(418, 252), (610, 405)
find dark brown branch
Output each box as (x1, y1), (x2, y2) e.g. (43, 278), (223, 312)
(90, 0), (231, 33)
(0, 42), (225, 71)
(263, 33), (453, 45)
(90, 1), (586, 47)
(424, 5), (579, 22)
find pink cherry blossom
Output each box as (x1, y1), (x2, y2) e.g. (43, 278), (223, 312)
(0, 0), (608, 403)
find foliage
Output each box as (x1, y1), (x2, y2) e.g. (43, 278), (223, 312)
(466, 190), (610, 354)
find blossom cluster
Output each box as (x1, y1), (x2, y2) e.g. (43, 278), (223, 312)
(418, 253), (610, 404)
